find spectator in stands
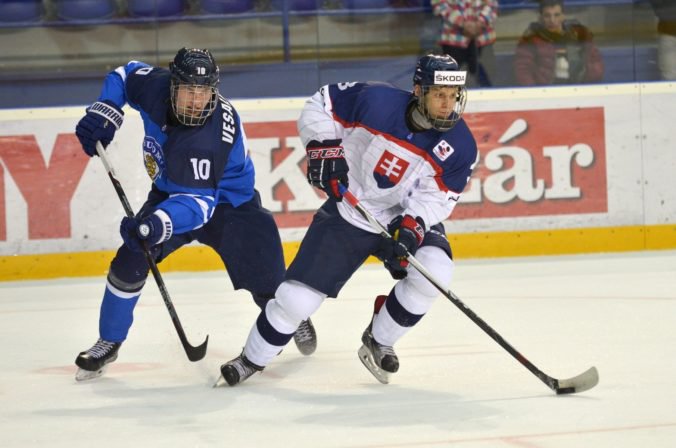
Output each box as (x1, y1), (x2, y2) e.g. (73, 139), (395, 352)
(649, 0), (676, 80)
(431, 0), (499, 87)
(514, 0), (603, 86)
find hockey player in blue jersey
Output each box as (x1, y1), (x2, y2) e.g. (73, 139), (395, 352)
(73, 48), (316, 381)
(217, 53), (478, 386)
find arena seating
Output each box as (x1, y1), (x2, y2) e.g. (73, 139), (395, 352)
(55, 0), (116, 21)
(271, 0), (318, 11)
(201, 0), (255, 14)
(0, 0), (42, 23)
(127, 0), (185, 17)
(342, 0), (390, 9)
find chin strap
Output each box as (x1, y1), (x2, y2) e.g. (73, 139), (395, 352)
(405, 97), (433, 132)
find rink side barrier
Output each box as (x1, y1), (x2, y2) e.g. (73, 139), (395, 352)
(2, 224), (675, 281)
(1, 83), (675, 281)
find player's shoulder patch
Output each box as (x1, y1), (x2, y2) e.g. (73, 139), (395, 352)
(432, 140), (455, 162)
(435, 119), (478, 166)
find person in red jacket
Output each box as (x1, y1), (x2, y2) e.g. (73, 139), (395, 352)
(513, 0), (604, 86)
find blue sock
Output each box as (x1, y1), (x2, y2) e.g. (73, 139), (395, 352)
(99, 282), (140, 342)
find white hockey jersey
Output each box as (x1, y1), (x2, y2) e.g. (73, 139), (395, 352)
(297, 81), (478, 233)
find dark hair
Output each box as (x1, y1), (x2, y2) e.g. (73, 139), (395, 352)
(539, 0), (564, 13)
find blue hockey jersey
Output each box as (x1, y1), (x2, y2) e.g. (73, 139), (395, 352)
(97, 61), (254, 234)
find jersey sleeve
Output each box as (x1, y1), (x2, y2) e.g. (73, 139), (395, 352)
(298, 82), (372, 145)
(298, 84), (343, 145)
(96, 61), (152, 109)
(216, 125), (255, 207)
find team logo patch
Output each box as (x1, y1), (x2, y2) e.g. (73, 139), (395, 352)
(373, 150), (410, 189)
(433, 140), (454, 161)
(142, 136), (164, 181)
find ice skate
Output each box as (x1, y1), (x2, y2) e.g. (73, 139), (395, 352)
(358, 326), (399, 384)
(214, 352), (263, 387)
(293, 318), (317, 356)
(74, 338), (122, 381)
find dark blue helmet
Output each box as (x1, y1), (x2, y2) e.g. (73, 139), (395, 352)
(411, 53), (467, 131)
(170, 47), (219, 87)
(169, 48), (220, 126)
(413, 53), (464, 86)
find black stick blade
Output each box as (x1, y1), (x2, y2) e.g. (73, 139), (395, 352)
(185, 335), (209, 362)
(555, 366), (599, 395)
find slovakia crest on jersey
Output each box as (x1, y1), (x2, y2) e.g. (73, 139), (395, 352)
(373, 150), (410, 189)
(433, 140), (454, 161)
(142, 136), (165, 181)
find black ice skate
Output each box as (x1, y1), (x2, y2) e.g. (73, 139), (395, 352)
(214, 352), (263, 387)
(74, 338), (122, 381)
(293, 318), (317, 356)
(358, 326), (399, 384)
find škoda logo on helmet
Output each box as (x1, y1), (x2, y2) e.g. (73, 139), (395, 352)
(434, 71), (467, 85)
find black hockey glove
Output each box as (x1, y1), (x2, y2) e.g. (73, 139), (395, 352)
(75, 100), (124, 157)
(306, 139), (349, 201)
(380, 215), (426, 280)
(120, 212), (172, 253)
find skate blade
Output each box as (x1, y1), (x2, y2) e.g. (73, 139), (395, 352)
(75, 366), (107, 382)
(358, 345), (390, 384)
(294, 339), (317, 356)
(213, 374), (227, 388)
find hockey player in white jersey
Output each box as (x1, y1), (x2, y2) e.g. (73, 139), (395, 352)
(217, 53), (478, 386)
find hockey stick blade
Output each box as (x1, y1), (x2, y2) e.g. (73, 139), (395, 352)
(185, 335), (209, 362)
(339, 185), (599, 395)
(553, 366), (599, 395)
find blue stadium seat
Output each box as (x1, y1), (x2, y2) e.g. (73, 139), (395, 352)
(390, 0), (425, 6)
(0, 0), (42, 23)
(342, 0), (390, 9)
(498, 0), (530, 5)
(201, 0), (255, 14)
(271, 0), (319, 11)
(55, 0), (116, 21)
(127, 0), (185, 17)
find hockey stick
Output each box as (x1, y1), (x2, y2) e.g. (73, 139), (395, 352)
(95, 142), (208, 362)
(338, 185), (598, 394)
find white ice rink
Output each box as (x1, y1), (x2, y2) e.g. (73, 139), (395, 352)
(2, 250), (676, 447)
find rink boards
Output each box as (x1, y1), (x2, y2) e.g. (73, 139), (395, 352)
(0, 82), (675, 280)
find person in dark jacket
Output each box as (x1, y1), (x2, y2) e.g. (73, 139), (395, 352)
(513, 0), (604, 86)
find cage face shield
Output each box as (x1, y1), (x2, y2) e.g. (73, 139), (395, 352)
(169, 48), (219, 126)
(170, 83), (218, 126)
(419, 82), (467, 132)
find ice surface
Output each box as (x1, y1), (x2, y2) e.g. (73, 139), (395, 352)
(1, 251), (675, 447)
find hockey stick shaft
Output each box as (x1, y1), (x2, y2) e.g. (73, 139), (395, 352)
(338, 185), (597, 393)
(96, 142), (208, 362)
